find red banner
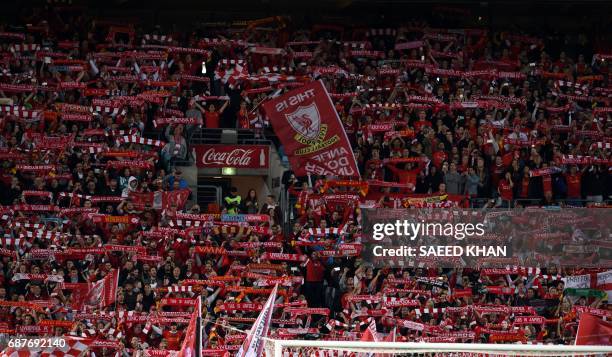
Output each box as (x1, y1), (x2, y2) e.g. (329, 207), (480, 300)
(73, 269), (119, 310)
(91, 215), (140, 224)
(129, 189), (190, 210)
(194, 144), (269, 169)
(263, 80), (359, 177)
(514, 316), (546, 325)
(576, 313), (612, 345)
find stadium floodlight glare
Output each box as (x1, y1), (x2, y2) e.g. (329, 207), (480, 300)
(267, 340), (612, 357)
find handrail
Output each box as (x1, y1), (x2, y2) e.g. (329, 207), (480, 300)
(280, 185), (289, 232)
(189, 128), (272, 145)
(197, 184), (222, 208)
(271, 340), (612, 356)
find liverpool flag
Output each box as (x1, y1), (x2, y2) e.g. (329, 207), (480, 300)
(236, 284), (278, 357)
(263, 80), (359, 178)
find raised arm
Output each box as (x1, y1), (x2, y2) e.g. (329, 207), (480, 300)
(219, 99), (230, 113)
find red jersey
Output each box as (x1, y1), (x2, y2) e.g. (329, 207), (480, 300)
(565, 173), (581, 198)
(468, 124), (478, 139)
(365, 159), (383, 180)
(520, 177), (530, 198)
(414, 119), (431, 132)
(237, 109), (250, 129)
(386, 165), (422, 189)
(490, 163), (505, 189)
(163, 330), (183, 350)
(205, 111), (220, 128)
(542, 175), (552, 195)
(498, 179), (513, 201)
(432, 151), (447, 168)
(128, 329), (148, 345)
(306, 259), (325, 282)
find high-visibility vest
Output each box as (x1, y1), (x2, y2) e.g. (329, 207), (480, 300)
(224, 195), (241, 214)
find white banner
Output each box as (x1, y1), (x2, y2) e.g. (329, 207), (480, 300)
(236, 284), (278, 357)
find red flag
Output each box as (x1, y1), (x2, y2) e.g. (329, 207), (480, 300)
(575, 312), (612, 345)
(358, 319), (380, 357)
(178, 296), (201, 357)
(360, 319), (380, 342)
(76, 269), (119, 310)
(67, 283), (90, 311)
(263, 80), (359, 177)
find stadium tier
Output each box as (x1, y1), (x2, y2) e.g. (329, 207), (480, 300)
(0, 0), (611, 356)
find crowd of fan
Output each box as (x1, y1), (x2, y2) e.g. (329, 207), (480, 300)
(0, 3), (610, 356)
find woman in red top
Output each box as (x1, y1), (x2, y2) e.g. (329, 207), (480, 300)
(237, 101), (251, 129)
(497, 172), (514, 208)
(204, 100), (229, 129)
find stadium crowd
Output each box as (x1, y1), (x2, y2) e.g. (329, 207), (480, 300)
(0, 2), (611, 356)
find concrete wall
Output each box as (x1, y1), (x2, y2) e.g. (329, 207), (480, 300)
(266, 142), (287, 200)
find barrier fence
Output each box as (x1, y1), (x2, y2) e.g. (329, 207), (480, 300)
(266, 340), (612, 357)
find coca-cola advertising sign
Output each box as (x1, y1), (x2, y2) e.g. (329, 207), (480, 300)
(195, 144), (269, 169)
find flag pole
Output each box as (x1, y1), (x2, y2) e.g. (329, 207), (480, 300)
(196, 295), (202, 356)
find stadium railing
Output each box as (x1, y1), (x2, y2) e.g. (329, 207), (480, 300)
(265, 340), (612, 357)
(190, 128), (272, 145)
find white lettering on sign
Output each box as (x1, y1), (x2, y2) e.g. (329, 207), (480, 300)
(307, 147), (356, 176)
(274, 89), (316, 112)
(202, 148), (256, 167)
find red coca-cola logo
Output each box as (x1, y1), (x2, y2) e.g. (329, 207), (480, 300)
(202, 148), (254, 167)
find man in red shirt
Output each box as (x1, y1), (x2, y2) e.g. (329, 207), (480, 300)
(564, 165), (584, 206)
(204, 100), (229, 129)
(413, 110), (432, 132)
(162, 323), (183, 350)
(432, 142), (448, 169)
(303, 251), (326, 308)
(385, 156), (428, 192)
